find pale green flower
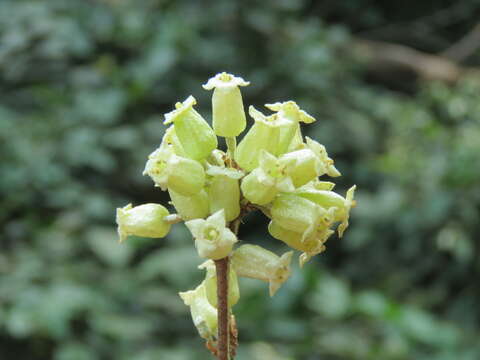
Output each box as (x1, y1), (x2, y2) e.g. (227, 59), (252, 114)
(116, 203), (170, 242)
(241, 150), (295, 205)
(164, 96), (217, 160)
(185, 209), (238, 260)
(179, 281), (217, 340)
(168, 188), (209, 221)
(203, 72), (250, 137)
(143, 145), (205, 196)
(232, 244), (293, 296)
(265, 101), (316, 155)
(199, 260), (240, 308)
(235, 106), (291, 171)
(206, 165), (244, 222)
(296, 184), (357, 237)
(271, 193), (327, 241)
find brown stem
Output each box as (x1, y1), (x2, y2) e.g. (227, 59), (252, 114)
(214, 257), (230, 360)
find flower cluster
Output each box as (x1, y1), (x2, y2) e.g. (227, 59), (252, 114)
(115, 72), (356, 350)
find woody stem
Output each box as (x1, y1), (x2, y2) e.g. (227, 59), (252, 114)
(214, 257), (230, 360)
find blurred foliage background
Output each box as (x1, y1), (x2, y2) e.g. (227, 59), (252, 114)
(1, 0), (480, 359)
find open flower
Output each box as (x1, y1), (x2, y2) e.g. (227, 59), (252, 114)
(143, 145), (205, 196)
(265, 101), (316, 155)
(232, 244), (293, 296)
(295, 183), (357, 237)
(185, 209), (238, 260)
(269, 207), (336, 267)
(116, 203), (171, 242)
(164, 96), (217, 160)
(241, 150), (295, 205)
(203, 72), (249, 137)
(179, 281), (217, 341)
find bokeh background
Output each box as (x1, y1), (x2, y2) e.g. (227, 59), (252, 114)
(1, 1), (480, 359)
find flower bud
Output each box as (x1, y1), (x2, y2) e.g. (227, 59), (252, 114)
(271, 193), (325, 241)
(179, 281), (217, 340)
(265, 101), (316, 155)
(143, 147), (205, 196)
(305, 136), (341, 177)
(296, 184), (356, 237)
(206, 166), (243, 222)
(203, 72), (250, 137)
(164, 96), (217, 160)
(168, 188), (209, 221)
(116, 203), (170, 242)
(240, 150), (295, 205)
(231, 244), (293, 296)
(185, 209), (238, 260)
(199, 260), (240, 308)
(235, 106), (291, 171)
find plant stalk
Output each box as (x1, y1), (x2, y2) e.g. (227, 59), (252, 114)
(214, 257), (230, 360)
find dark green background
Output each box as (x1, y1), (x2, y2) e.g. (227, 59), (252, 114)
(1, 1), (479, 359)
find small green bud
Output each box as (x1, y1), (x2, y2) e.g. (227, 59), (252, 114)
(240, 150), (295, 205)
(206, 165), (243, 222)
(203, 72), (250, 137)
(271, 193), (326, 241)
(185, 209), (238, 260)
(143, 147), (205, 196)
(235, 106), (291, 171)
(168, 188), (209, 221)
(232, 244), (293, 296)
(179, 281), (217, 340)
(305, 136), (341, 177)
(265, 101), (316, 155)
(116, 203), (170, 242)
(199, 260), (240, 308)
(164, 96), (218, 160)
(296, 184), (356, 237)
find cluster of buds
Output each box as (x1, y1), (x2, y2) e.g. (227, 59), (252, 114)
(115, 72), (356, 354)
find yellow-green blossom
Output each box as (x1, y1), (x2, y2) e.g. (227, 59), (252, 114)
(185, 209), (238, 260)
(199, 260), (240, 308)
(168, 188), (210, 221)
(164, 96), (217, 160)
(232, 244), (293, 296)
(203, 72), (249, 137)
(179, 281), (217, 341)
(116, 203), (170, 242)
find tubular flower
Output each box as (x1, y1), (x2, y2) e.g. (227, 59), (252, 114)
(232, 244), (293, 296)
(168, 188), (209, 221)
(143, 146), (205, 196)
(185, 209), (238, 260)
(164, 96), (217, 160)
(305, 136), (341, 177)
(280, 148), (322, 188)
(179, 281), (217, 341)
(241, 150), (295, 205)
(271, 193), (327, 241)
(206, 165), (243, 222)
(116, 203), (170, 242)
(265, 101), (316, 155)
(199, 260), (240, 308)
(235, 106), (291, 171)
(296, 184), (357, 237)
(202, 72), (250, 137)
